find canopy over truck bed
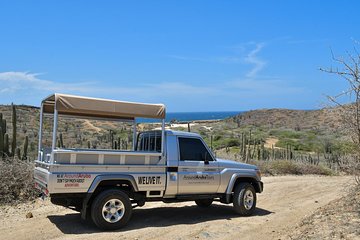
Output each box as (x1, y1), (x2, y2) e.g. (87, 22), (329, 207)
(42, 93), (166, 119)
(38, 93), (166, 162)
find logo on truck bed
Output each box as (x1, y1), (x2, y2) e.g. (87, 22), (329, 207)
(138, 176), (161, 185)
(56, 174), (92, 188)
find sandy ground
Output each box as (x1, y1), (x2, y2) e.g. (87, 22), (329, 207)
(0, 175), (352, 240)
(264, 137), (280, 149)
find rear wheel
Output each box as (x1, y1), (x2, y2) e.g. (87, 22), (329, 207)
(195, 199), (213, 207)
(233, 183), (256, 216)
(91, 189), (132, 230)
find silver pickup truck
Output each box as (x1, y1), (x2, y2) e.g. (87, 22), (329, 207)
(34, 93), (263, 230)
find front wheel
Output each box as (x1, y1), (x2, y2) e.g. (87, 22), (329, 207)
(91, 189), (132, 230)
(233, 183), (256, 216)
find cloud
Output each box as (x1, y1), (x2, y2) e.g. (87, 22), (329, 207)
(0, 71), (305, 111)
(168, 42), (266, 78)
(0, 71), (97, 93)
(0, 71), (221, 106)
(244, 43), (266, 78)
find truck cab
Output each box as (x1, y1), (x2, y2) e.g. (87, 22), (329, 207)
(34, 93), (263, 230)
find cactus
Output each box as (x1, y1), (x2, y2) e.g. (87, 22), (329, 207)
(0, 113), (4, 156)
(59, 133), (64, 148)
(15, 147), (21, 159)
(11, 103), (17, 157)
(22, 136), (28, 160)
(4, 133), (9, 155)
(109, 130), (114, 149)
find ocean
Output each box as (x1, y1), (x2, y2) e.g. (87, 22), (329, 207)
(139, 111), (241, 123)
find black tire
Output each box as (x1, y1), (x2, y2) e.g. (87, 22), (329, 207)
(91, 189), (132, 230)
(233, 183), (256, 216)
(195, 199), (213, 207)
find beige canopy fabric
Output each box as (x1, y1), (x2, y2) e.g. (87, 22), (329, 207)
(42, 93), (166, 120)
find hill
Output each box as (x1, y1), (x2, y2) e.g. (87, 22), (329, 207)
(0, 104), (347, 161)
(229, 108), (343, 132)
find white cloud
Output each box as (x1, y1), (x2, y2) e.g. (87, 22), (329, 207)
(0, 71), (97, 93)
(0, 71), (304, 110)
(244, 43), (266, 78)
(168, 42), (266, 78)
(0, 71), (221, 106)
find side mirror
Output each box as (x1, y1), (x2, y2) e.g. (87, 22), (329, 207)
(204, 152), (209, 165)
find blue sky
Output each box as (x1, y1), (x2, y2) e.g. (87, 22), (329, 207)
(0, 1), (359, 111)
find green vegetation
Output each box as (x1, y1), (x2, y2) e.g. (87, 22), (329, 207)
(254, 160), (334, 176)
(0, 104), (29, 160)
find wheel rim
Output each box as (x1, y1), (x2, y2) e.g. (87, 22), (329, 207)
(243, 190), (254, 210)
(102, 199), (125, 223)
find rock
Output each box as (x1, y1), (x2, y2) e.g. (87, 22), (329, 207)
(26, 212), (33, 218)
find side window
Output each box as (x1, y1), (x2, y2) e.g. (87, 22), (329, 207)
(178, 137), (213, 161)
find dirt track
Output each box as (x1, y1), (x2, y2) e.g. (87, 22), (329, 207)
(0, 175), (351, 240)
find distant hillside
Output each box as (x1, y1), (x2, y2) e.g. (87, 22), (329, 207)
(0, 104), (346, 160)
(230, 108), (343, 132)
(0, 105), (40, 159)
(0, 104), (134, 160)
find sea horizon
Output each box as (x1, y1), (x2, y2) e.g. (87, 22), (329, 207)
(139, 111), (242, 123)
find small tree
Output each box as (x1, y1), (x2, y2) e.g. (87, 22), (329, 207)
(320, 43), (360, 183)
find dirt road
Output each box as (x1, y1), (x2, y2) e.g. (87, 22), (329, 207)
(0, 175), (352, 240)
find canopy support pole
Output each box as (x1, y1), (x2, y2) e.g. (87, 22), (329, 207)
(51, 109), (58, 154)
(132, 120), (137, 151)
(37, 104), (44, 161)
(161, 119), (165, 157)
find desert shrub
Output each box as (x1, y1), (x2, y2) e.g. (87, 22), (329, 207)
(0, 158), (39, 204)
(269, 129), (303, 139)
(251, 160), (334, 176)
(226, 138), (240, 147)
(214, 135), (222, 141)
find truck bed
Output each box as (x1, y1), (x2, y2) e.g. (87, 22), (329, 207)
(34, 149), (166, 195)
(52, 148), (163, 165)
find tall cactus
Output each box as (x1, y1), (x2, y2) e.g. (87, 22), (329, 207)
(4, 133), (9, 156)
(59, 133), (64, 148)
(0, 113), (4, 156)
(22, 136), (28, 160)
(0, 113), (8, 158)
(15, 147), (21, 159)
(11, 103), (17, 157)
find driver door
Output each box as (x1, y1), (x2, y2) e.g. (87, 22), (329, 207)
(177, 137), (220, 194)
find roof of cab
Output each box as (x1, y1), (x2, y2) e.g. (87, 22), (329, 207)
(165, 130), (201, 137)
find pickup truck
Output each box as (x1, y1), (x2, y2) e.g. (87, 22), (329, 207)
(34, 93), (263, 230)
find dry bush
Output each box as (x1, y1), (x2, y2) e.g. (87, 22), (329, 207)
(252, 160), (334, 176)
(0, 158), (39, 204)
(320, 45), (360, 181)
